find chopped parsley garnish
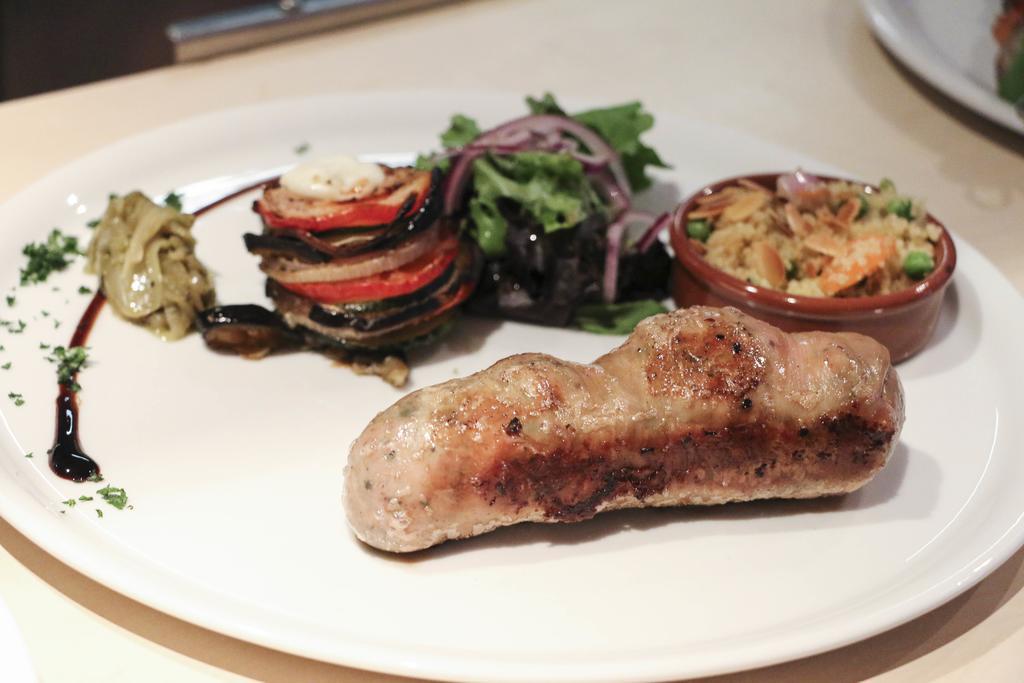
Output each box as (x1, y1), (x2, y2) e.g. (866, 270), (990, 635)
(20, 229), (82, 285)
(8, 392), (24, 406)
(8, 320), (27, 334)
(95, 509), (103, 518)
(87, 473), (104, 483)
(24, 452), (32, 458)
(62, 498), (76, 507)
(163, 191), (183, 212)
(1, 362), (10, 370)
(53, 319), (61, 329)
(39, 342), (50, 350)
(78, 285), (92, 295)
(46, 345), (88, 392)
(5, 295), (13, 307)
(86, 218), (101, 229)
(78, 495), (93, 501)
(96, 485), (128, 510)
(40, 310), (49, 317)
(295, 142), (310, 155)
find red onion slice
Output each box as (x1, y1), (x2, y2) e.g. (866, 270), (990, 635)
(442, 114), (631, 215)
(602, 211), (659, 302)
(591, 170), (629, 217)
(635, 212), (670, 253)
(776, 169), (823, 199)
(603, 218), (628, 304)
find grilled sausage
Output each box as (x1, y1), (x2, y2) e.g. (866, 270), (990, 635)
(344, 306), (904, 552)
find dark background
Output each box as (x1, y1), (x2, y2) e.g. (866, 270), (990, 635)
(0, 1), (256, 101)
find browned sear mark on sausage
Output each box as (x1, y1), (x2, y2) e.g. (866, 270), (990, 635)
(646, 322), (764, 400)
(474, 413), (894, 522)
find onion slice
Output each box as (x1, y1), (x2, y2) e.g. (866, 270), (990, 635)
(442, 114), (631, 215)
(261, 225), (443, 284)
(776, 169), (821, 198)
(603, 219), (627, 304)
(602, 211), (664, 302)
(635, 212), (670, 253)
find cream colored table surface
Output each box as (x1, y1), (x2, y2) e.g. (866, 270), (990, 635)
(1, 1), (1022, 681)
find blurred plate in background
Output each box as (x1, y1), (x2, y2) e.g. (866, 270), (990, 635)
(862, 0), (1024, 135)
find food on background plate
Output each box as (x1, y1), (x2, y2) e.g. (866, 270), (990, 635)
(203, 156), (479, 387)
(418, 93), (673, 335)
(344, 305), (904, 553)
(86, 191), (215, 340)
(994, 0), (1024, 106)
(681, 171), (942, 297)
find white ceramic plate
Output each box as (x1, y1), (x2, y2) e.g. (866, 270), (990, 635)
(0, 596), (36, 683)
(0, 93), (1022, 683)
(861, 0), (1024, 135)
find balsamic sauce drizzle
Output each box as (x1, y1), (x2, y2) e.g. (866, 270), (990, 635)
(48, 178), (274, 482)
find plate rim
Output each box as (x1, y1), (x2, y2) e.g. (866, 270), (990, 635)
(1, 91), (1023, 682)
(860, 0), (1024, 135)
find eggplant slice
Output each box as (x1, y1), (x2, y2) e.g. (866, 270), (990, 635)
(197, 304), (304, 358)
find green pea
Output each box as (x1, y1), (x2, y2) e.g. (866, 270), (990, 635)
(903, 251), (934, 280)
(878, 178), (896, 193)
(887, 197), (913, 220)
(686, 219), (711, 242)
(856, 195), (869, 219)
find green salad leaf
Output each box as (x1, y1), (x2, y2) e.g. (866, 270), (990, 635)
(421, 93), (672, 332)
(440, 114), (482, 149)
(998, 45), (1024, 104)
(469, 151), (602, 257)
(525, 93), (566, 116)
(527, 92), (668, 192)
(574, 300), (668, 335)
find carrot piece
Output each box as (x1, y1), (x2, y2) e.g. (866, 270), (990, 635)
(818, 236), (897, 296)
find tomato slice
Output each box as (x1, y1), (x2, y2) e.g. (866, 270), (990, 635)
(994, 2), (1024, 44)
(275, 238), (460, 304)
(255, 169), (431, 232)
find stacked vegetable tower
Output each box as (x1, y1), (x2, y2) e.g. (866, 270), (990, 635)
(244, 157), (477, 380)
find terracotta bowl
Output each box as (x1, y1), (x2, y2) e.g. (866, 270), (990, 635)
(670, 172), (957, 363)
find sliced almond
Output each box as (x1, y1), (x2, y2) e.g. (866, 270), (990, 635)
(785, 203), (812, 237)
(815, 206), (851, 233)
(751, 241), (787, 288)
(695, 188), (739, 206)
(687, 206), (727, 219)
(836, 198), (859, 227)
(737, 179), (772, 194)
(722, 191), (767, 222)
(804, 231), (845, 257)
(770, 206), (793, 236)
(789, 185), (831, 211)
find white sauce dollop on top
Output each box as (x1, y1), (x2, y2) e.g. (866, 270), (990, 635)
(280, 155), (386, 202)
